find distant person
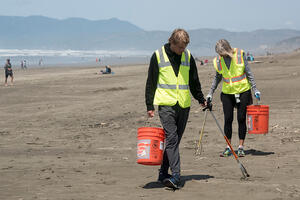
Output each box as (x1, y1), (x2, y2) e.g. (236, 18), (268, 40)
(206, 39), (261, 157)
(39, 58), (43, 66)
(246, 52), (254, 61)
(21, 60), (24, 69)
(4, 58), (13, 86)
(100, 65), (112, 74)
(23, 59), (27, 69)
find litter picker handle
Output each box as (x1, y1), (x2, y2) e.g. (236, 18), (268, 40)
(209, 110), (250, 178)
(210, 111), (238, 160)
(195, 109), (208, 155)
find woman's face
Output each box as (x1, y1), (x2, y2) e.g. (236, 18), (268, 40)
(219, 52), (227, 57)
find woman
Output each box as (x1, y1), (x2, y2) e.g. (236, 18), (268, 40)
(207, 39), (260, 157)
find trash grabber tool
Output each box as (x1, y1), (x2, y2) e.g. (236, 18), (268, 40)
(195, 109), (208, 155)
(209, 110), (250, 179)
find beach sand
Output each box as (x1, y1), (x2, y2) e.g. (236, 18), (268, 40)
(0, 51), (299, 200)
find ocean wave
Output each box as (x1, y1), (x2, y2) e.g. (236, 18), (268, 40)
(0, 49), (151, 57)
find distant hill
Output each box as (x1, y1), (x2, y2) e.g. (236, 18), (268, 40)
(0, 15), (145, 50)
(271, 36), (300, 53)
(188, 29), (300, 56)
(1, 15), (300, 56)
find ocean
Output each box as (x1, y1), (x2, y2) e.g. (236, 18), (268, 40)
(0, 49), (152, 68)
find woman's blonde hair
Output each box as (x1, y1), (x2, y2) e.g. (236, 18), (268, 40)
(215, 39), (234, 57)
(168, 28), (190, 45)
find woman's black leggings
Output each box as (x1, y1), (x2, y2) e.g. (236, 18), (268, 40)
(221, 90), (252, 140)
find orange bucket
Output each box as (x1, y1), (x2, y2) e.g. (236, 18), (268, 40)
(247, 105), (269, 134)
(137, 127), (165, 165)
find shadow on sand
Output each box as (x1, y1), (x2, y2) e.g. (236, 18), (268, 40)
(142, 174), (214, 189)
(243, 149), (275, 156)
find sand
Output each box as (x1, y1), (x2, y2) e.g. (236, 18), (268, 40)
(0, 51), (299, 200)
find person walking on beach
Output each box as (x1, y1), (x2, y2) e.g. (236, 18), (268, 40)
(21, 60), (24, 69)
(145, 28), (209, 189)
(206, 39), (261, 157)
(39, 58), (43, 66)
(23, 59), (27, 69)
(4, 58), (14, 86)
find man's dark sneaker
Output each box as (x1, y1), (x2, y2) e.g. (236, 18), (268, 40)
(220, 147), (232, 157)
(158, 172), (171, 183)
(163, 175), (180, 189)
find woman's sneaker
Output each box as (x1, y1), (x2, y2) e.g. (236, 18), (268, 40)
(238, 148), (245, 157)
(220, 148), (231, 157)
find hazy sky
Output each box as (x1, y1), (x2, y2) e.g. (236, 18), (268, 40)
(2, 0), (300, 31)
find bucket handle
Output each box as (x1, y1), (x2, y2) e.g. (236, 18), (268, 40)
(144, 115), (159, 127)
(145, 116), (152, 125)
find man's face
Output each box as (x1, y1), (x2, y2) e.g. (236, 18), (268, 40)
(170, 42), (187, 55)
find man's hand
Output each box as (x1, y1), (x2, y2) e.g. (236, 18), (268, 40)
(202, 97), (213, 111)
(147, 110), (155, 118)
(206, 100), (213, 111)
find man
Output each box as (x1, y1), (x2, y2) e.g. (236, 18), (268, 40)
(207, 39), (260, 157)
(4, 59), (13, 86)
(145, 29), (208, 189)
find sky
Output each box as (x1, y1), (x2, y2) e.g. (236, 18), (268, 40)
(1, 0), (300, 32)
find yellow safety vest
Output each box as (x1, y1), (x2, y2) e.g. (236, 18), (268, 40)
(213, 48), (251, 94)
(153, 46), (191, 108)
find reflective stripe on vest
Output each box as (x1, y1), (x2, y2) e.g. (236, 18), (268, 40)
(231, 73), (247, 83)
(157, 47), (190, 68)
(222, 77), (230, 83)
(154, 46), (191, 108)
(157, 84), (176, 89)
(179, 85), (189, 89)
(157, 47), (171, 68)
(235, 48), (243, 64)
(157, 84), (189, 90)
(223, 73), (247, 84)
(181, 50), (190, 66)
(216, 56), (222, 72)
(213, 48), (251, 94)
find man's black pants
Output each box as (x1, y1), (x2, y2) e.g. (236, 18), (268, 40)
(158, 103), (190, 176)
